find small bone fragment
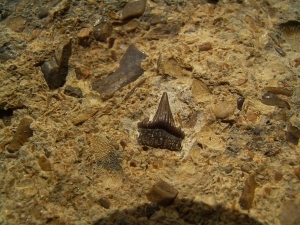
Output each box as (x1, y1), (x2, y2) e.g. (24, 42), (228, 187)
(239, 175), (257, 210)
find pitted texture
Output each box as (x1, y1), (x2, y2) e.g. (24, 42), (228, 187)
(89, 135), (123, 186)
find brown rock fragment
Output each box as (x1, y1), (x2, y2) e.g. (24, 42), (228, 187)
(92, 44), (147, 100)
(123, 20), (140, 32)
(98, 197), (110, 209)
(274, 171), (283, 181)
(41, 39), (72, 90)
(0, 42), (19, 61)
(264, 87), (293, 97)
(75, 65), (90, 79)
(64, 85), (83, 98)
(48, 0), (70, 18)
(198, 42), (212, 51)
(286, 121), (300, 145)
(261, 92), (290, 110)
(121, 0), (147, 20)
(6, 16), (26, 32)
(146, 180), (178, 207)
(38, 155), (52, 171)
(239, 175), (257, 210)
(287, 121), (300, 139)
(294, 166), (300, 179)
(93, 22), (113, 42)
(148, 22), (181, 38)
(237, 96), (245, 110)
(212, 101), (235, 119)
(7, 118), (33, 153)
(77, 27), (92, 46)
(293, 57), (300, 68)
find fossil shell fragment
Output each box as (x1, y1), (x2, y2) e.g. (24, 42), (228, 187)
(261, 92), (290, 110)
(239, 175), (257, 210)
(137, 92), (185, 151)
(264, 87), (293, 97)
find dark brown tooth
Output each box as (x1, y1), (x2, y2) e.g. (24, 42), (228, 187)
(152, 92), (177, 132)
(137, 92), (185, 151)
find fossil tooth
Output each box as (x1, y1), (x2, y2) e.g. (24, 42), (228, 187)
(137, 92), (185, 151)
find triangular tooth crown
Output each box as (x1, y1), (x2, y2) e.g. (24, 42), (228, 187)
(152, 92), (176, 128)
(138, 92), (184, 139)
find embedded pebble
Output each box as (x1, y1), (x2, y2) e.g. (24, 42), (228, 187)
(287, 118), (300, 138)
(157, 57), (191, 78)
(37, 9), (49, 19)
(123, 20), (140, 32)
(77, 27), (92, 47)
(239, 175), (257, 210)
(38, 155), (52, 171)
(148, 22), (181, 38)
(198, 42), (212, 51)
(237, 96), (245, 110)
(261, 92), (290, 110)
(224, 166), (233, 174)
(285, 132), (298, 145)
(93, 22), (112, 42)
(146, 180), (178, 207)
(75, 65), (90, 79)
(64, 85), (83, 98)
(150, 14), (165, 25)
(121, 0), (147, 20)
(212, 101), (235, 119)
(274, 46), (286, 57)
(41, 39), (72, 90)
(294, 167), (300, 179)
(274, 171), (283, 181)
(48, 0), (70, 18)
(7, 118), (33, 153)
(293, 57), (300, 68)
(98, 197), (110, 209)
(0, 42), (19, 61)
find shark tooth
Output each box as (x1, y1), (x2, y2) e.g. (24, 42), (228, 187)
(137, 92), (185, 151)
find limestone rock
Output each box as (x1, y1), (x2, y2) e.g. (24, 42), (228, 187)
(146, 180), (178, 207)
(212, 100), (235, 119)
